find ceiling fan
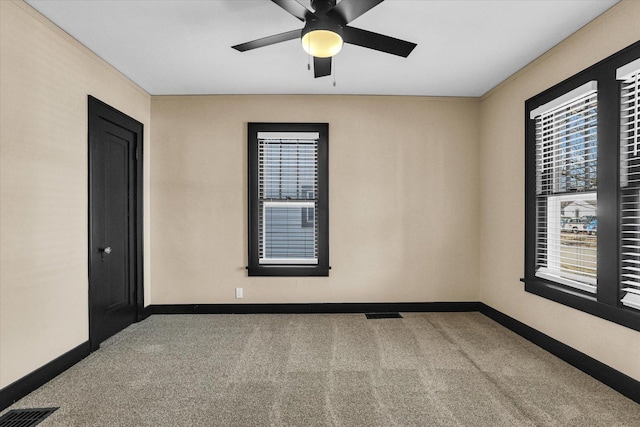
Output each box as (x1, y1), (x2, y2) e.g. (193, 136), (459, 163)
(232, 0), (417, 78)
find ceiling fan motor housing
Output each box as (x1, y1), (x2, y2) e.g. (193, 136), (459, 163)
(311, 0), (338, 15)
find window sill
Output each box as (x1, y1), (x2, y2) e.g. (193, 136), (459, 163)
(247, 265), (330, 277)
(523, 278), (640, 332)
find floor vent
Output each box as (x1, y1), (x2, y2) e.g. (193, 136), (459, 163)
(0, 408), (58, 427)
(365, 312), (403, 319)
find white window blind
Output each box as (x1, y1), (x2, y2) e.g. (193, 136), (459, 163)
(257, 133), (318, 265)
(533, 82), (598, 292)
(619, 61), (640, 310)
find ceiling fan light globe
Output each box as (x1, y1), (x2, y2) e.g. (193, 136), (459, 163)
(301, 30), (343, 58)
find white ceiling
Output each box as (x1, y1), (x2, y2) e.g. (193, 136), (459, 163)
(26, 0), (619, 97)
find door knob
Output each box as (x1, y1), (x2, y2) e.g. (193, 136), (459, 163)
(100, 247), (112, 254)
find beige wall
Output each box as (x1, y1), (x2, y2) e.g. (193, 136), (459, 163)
(151, 95), (480, 304)
(0, 1), (151, 388)
(478, 0), (640, 382)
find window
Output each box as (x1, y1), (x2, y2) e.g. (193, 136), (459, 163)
(524, 41), (640, 331)
(619, 58), (640, 311)
(248, 123), (329, 276)
(531, 82), (598, 293)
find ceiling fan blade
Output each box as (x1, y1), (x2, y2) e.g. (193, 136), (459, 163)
(326, 0), (384, 25)
(342, 26), (416, 57)
(232, 29), (302, 52)
(314, 57), (332, 78)
(271, 0), (314, 21)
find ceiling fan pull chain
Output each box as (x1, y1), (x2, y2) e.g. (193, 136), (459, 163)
(333, 57), (337, 87)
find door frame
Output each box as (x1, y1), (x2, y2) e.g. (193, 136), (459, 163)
(88, 95), (144, 351)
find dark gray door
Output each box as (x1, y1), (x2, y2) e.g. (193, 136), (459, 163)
(88, 96), (143, 351)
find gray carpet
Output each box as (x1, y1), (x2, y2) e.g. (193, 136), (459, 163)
(3, 312), (639, 426)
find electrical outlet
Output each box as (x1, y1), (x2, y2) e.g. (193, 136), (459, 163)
(235, 288), (243, 299)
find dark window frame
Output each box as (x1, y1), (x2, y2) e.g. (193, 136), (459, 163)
(247, 122), (329, 277)
(524, 41), (640, 332)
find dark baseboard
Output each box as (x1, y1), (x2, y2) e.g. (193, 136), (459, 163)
(0, 341), (90, 411)
(479, 304), (640, 404)
(149, 301), (483, 315)
(140, 304), (154, 321)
